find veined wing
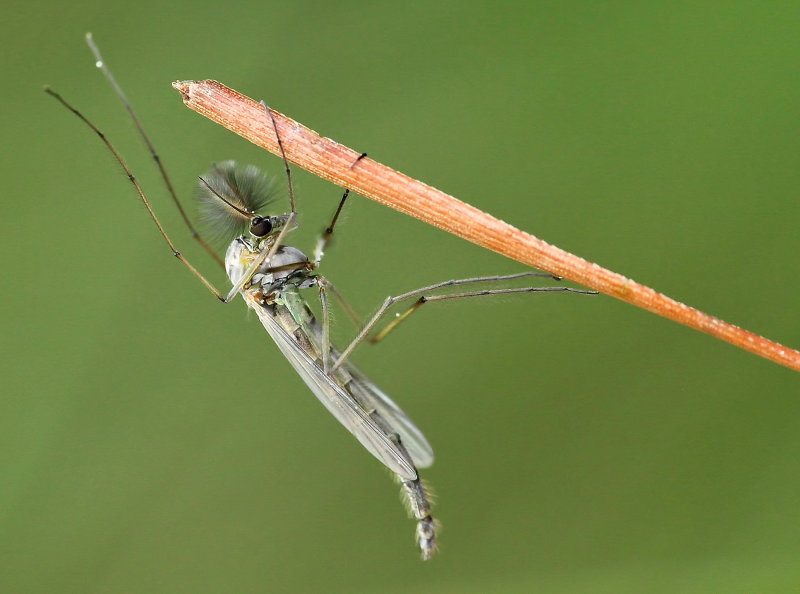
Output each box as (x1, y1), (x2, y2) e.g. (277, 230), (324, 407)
(281, 293), (435, 468)
(341, 360), (434, 468)
(244, 292), (418, 480)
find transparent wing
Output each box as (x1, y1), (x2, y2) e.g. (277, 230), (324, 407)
(245, 294), (418, 480)
(289, 294), (434, 468)
(342, 361), (434, 468)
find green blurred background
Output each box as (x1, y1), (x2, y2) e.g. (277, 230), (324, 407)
(3, 1), (799, 592)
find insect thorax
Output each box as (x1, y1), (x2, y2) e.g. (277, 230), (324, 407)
(225, 237), (314, 293)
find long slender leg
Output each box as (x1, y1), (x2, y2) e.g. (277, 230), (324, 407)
(313, 152), (367, 265)
(260, 100), (297, 215)
(46, 88), (226, 301)
(310, 275), (362, 372)
(313, 189), (349, 264)
(371, 285), (596, 343)
(318, 280), (331, 374)
(331, 272), (597, 371)
(321, 278), (363, 330)
(225, 102), (302, 302)
(364, 273), (570, 344)
(84, 34), (224, 268)
(312, 275), (363, 330)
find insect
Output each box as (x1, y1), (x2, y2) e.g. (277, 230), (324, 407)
(46, 34), (597, 560)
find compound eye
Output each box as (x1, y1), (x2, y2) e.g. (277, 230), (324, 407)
(250, 216), (273, 237)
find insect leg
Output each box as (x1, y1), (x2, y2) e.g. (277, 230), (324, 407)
(259, 99), (297, 216)
(312, 276), (363, 332)
(313, 152), (367, 265)
(318, 280), (331, 374)
(332, 272), (597, 371)
(85, 33), (224, 268)
(45, 87), (226, 301)
(224, 102), (302, 302)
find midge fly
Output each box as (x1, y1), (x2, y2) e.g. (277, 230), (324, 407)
(46, 34), (597, 559)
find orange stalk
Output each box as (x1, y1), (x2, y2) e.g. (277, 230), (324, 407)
(173, 79), (799, 372)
